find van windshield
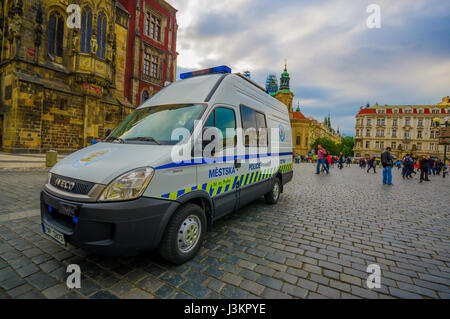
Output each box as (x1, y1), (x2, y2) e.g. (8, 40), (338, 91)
(106, 104), (205, 145)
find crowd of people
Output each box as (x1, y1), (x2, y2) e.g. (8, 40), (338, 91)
(295, 145), (447, 185)
(399, 154), (445, 183)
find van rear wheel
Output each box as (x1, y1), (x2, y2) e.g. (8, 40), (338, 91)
(265, 177), (281, 205)
(158, 203), (206, 265)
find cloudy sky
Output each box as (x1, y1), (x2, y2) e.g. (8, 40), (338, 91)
(167, 0), (450, 136)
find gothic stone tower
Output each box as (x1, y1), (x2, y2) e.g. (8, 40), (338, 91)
(0, 0), (135, 153)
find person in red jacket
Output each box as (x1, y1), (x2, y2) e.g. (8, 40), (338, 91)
(315, 145), (329, 174)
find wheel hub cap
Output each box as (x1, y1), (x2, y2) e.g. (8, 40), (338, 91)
(178, 216), (201, 253)
(273, 182), (280, 200)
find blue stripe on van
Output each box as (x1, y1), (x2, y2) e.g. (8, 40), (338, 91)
(154, 152), (292, 170)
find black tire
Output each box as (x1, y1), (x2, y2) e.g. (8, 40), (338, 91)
(158, 203), (206, 265)
(265, 177), (281, 205)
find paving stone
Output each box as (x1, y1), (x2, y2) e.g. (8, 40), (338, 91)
(274, 271), (298, 284)
(263, 287), (292, 299)
(180, 281), (211, 299)
(160, 272), (186, 287)
(109, 280), (135, 297)
(90, 291), (118, 299)
(16, 290), (45, 299)
(26, 271), (58, 291)
(206, 278), (226, 293)
(340, 273), (362, 286)
(155, 285), (175, 298)
(317, 285), (341, 299)
(123, 289), (155, 299)
(16, 264), (39, 278)
(297, 278), (318, 291)
(396, 282), (438, 298)
(221, 284), (248, 299)
(137, 276), (165, 293)
(257, 275), (283, 290)
(240, 279), (265, 295)
(0, 275), (25, 290)
(389, 287), (423, 299)
(222, 273), (243, 286)
(6, 284), (33, 297)
(281, 283), (308, 298)
(42, 284), (71, 299)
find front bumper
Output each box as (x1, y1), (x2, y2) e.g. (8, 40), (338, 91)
(40, 190), (179, 256)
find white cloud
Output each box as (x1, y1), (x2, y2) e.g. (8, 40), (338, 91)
(168, 0), (450, 135)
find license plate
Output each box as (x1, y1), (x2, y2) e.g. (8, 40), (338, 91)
(59, 203), (78, 217)
(43, 223), (66, 246)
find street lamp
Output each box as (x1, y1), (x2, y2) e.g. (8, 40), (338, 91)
(434, 117), (449, 178)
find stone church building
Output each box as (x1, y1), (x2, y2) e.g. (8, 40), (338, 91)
(0, 0), (177, 153)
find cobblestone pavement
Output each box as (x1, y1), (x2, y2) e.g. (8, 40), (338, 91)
(0, 164), (449, 299)
(0, 172), (47, 216)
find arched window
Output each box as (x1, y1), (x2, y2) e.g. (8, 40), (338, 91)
(80, 7), (93, 53)
(142, 90), (149, 103)
(97, 12), (107, 58)
(48, 11), (64, 57)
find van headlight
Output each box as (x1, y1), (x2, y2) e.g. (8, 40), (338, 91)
(99, 167), (154, 202)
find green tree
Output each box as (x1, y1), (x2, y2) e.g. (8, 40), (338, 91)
(337, 136), (355, 157)
(311, 138), (339, 155)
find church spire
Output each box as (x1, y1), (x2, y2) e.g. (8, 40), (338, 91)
(279, 59), (290, 91)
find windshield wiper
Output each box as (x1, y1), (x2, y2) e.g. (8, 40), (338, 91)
(107, 136), (124, 143)
(125, 137), (161, 145)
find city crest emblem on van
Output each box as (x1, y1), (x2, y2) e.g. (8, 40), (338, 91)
(72, 149), (112, 168)
(279, 124), (286, 142)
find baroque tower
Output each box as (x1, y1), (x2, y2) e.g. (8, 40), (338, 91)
(274, 60), (294, 116)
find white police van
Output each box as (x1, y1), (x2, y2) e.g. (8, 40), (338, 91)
(41, 66), (293, 264)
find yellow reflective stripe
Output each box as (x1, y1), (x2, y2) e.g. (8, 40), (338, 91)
(158, 162), (297, 200)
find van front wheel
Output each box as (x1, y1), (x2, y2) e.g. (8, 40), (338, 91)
(265, 177), (281, 205)
(158, 203), (206, 265)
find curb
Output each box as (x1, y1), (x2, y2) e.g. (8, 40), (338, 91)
(0, 167), (51, 172)
(0, 209), (41, 222)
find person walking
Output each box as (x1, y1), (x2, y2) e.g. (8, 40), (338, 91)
(338, 153), (344, 170)
(436, 159), (443, 175)
(381, 147), (394, 185)
(367, 156), (376, 173)
(315, 145), (329, 175)
(419, 155), (431, 183)
(327, 153), (332, 171)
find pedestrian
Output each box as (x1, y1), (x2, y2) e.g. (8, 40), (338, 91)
(315, 145), (329, 175)
(367, 156), (376, 173)
(313, 154), (318, 163)
(381, 147), (394, 185)
(338, 153), (344, 170)
(419, 155), (431, 183)
(346, 157), (351, 167)
(327, 153), (332, 170)
(436, 159), (443, 175)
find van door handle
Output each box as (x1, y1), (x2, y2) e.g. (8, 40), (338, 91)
(234, 159), (241, 169)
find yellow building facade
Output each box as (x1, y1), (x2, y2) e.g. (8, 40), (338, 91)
(353, 97), (450, 159)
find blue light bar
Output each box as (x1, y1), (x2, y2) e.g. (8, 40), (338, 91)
(180, 66), (231, 80)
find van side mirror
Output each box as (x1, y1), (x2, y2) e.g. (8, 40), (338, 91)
(105, 128), (112, 138)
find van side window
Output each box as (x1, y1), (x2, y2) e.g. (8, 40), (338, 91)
(205, 107), (236, 147)
(240, 105), (267, 147)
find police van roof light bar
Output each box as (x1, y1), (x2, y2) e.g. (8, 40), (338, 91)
(180, 66), (232, 80)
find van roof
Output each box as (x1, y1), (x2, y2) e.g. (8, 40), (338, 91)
(140, 73), (288, 115)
